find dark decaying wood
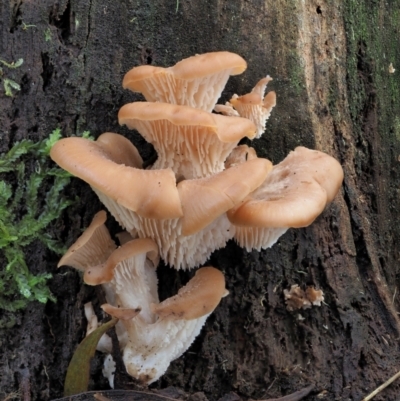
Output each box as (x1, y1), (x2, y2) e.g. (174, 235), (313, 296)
(1, 1), (400, 400)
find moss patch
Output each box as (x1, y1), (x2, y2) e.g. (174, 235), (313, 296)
(0, 129), (82, 311)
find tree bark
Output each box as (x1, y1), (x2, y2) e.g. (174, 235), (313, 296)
(1, 0), (400, 400)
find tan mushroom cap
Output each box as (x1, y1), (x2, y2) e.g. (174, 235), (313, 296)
(119, 102), (257, 179)
(83, 238), (159, 285)
(151, 267), (226, 320)
(118, 102), (257, 143)
(50, 133), (183, 219)
(96, 132), (143, 168)
(227, 147), (344, 228)
(123, 51), (246, 83)
(57, 210), (116, 270)
(178, 157), (273, 236)
(228, 76), (276, 138)
(122, 52), (247, 112)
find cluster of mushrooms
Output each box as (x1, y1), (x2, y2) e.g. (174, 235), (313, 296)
(52, 52), (344, 385)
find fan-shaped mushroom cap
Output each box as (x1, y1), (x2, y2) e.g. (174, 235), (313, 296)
(151, 267), (227, 320)
(216, 76), (276, 138)
(83, 238), (159, 286)
(118, 102), (257, 179)
(178, 157), (273, 235)
(122, 51), (247, 112)
(228, 147), (344, 250)
(58, 210), (116, 270)
(50, 133), (183, 219)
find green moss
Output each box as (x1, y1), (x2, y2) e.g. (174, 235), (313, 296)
(0, 58), (23, 97)
(0, 129), (85, 311)
(287, 51), (305, 95)
(342, 0), (400, 250)
(344, 0), (400, 142)
(44, 28), (52, 42)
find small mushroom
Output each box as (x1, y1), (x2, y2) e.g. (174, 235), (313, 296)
(284, 285), (312, 311)
(214, 76), (276, 138)
(102, 266), (227, 384)
(305, 286), (325, 306)
(57, 210), (116, 270)
(227, 146), (344, 251)
(284, 284), (325, 311)
(122, 51), (247, 112)
(118, 101), (257, 179)
(82, 238), (159, 328)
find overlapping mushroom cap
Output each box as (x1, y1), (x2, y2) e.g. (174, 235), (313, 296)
(123, 51), (247, 112)
(50, 133), (182, 220)
(118, 101), (257, 179)
(214, 76), (276, 138)
(227, 146), (344, 250)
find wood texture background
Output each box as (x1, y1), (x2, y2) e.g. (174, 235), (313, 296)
(1, 1), (400, 400)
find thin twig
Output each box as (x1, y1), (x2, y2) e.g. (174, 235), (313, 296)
(362, 370), (400, 401)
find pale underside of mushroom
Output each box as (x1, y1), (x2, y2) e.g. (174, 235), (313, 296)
(122, 51), (247, 112)
(59, 217), (227, 384)
(93, 190), (234, 269)
(214, 76), (276, 138)
(95, 245), (227, 383)
(233, 226), (288, 252)
(118, 102), (257, 179)
(122, 315), (208, 383)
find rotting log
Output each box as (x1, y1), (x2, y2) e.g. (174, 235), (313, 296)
(0, 1), (400, 400)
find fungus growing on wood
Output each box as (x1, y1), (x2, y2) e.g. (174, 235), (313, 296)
(284, 284), (325, 311)
(214, 76), (276, 138)
(118, 101), (257, 179)
(50, 133), (183, 220)
(59, 216), (227, 384)
(102, 266), (227, 384)
(58, 210), (116, 270)
(51, 132), (272, 269)
(227, 146), (344, 251)
(123, 51), (247, 112)
(61, 223), (227, 383)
